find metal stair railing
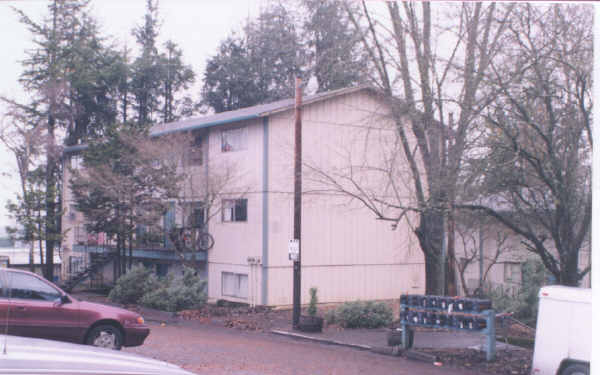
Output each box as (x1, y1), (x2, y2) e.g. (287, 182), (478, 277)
(62, 251), (118, 292)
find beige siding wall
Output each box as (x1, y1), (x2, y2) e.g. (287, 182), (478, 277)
(265, 91), (424, 305)
(205, 118), (265, 303)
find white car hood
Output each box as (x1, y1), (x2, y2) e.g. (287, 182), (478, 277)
(0, 334), (193, 375)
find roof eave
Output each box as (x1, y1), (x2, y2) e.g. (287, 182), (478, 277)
(150, 114), (261, 137)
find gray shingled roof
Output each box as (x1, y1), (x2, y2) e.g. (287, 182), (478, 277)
(150, 85), (371, 136)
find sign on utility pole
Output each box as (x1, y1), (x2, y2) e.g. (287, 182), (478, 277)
(292, 77), (302, 329)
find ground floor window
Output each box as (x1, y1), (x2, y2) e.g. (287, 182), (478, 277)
(221, 272), (248, 299)
(156, 263), (169, 277)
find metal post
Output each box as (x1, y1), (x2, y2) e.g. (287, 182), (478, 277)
(401, 321), (410, 349)
(484, 309), (496, 361)
(441, 215), (446, 296)
(292, 78), (302, 329)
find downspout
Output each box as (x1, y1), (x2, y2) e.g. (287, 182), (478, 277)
(261, 116), (269, 305)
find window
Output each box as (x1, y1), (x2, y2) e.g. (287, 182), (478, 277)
(156, 263), (169, 277)
(187, 202), (205, 228)
(187, 130), (203, 165)
(75, 225), (88, 244)
(504, 262), (521, 283)
(221, 272), (248, 299)
(222, 199), (247, 222)
(70, 155), (83, 170)
(69, 204), (77, 221)
(8, 272), (61, 301)
(221, 127), (247, 152)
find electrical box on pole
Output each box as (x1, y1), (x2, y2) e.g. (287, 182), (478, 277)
(288, 239), (299, 261)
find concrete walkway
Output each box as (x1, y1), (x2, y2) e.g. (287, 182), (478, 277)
(271, 323), (519, 352)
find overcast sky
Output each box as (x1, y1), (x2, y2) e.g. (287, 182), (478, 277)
(0, 0), (266, 232)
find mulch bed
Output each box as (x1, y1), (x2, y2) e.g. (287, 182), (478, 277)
(420, 347), (532, 375)
(178, 304), (293, 332)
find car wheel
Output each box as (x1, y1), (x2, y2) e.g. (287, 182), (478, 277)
(561, 363), (589, 375)
(86, 325), (123, 350)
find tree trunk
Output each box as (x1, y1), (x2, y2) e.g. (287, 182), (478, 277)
(560, 250), (580, 286)
(415, 211), (445, 295)
(28, 241), (35, 272)
(128, 232), (133, 270)
(44, 115), (57, 282)
(38, 209), (44, 268)
(115, 232), (122, 280)
(446, 210), (458, 296)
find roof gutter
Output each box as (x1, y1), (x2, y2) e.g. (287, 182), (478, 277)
(150, 114), (261, 137)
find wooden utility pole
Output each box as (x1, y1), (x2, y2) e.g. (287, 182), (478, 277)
(292, 78), (302, 328)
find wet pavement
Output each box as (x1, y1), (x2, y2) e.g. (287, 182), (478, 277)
(125, 320), (482, 375)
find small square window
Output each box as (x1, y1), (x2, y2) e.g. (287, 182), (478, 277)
(70, 155), (83, 170)
(504, 262), (521, 283)
(221, 127), (247, 152)
(69, 204), (77, 221)
(222, 272), (248, 299)
(222, 199), (247, 222)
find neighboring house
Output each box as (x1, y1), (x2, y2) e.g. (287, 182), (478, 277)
(454, 212), (591, 297)
(62, 86), (426, 305)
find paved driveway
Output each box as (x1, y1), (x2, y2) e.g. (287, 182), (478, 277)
(125, 321), (480, 375)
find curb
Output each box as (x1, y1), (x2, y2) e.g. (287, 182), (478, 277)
(270, 329), (372, 351)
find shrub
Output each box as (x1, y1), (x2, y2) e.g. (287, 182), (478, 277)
(488, 259), (546, 327)
(329, 301), (393, 328)
(108, 265), (160, 304)
(109, 265), (207, 312)
(307, 287), (318, 316)
(139, 267), (207, 312)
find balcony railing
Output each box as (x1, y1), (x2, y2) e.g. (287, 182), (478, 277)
(73, 229), (174, 251)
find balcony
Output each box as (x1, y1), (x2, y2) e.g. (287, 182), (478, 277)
(71, 229), (206, 262)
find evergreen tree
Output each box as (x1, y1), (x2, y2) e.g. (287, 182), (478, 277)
(202, 4), (307, 113)
(302, 0), (366, 92)
(70, 125), (182, 278)
(130, 0), (195, 125)
(8, 0), (113, 281)
(159, 41), (195, 123)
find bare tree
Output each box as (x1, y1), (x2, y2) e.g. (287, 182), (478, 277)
(157, 132), (244, 270)
(70, 127), (182, 278)
(0, 109), (45, 272)
(454, 212), (518, 296)
(461, 4), (592, 286)
(309, 2), (514, 294)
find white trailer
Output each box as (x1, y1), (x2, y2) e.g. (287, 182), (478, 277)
(531, 286), (591, 375)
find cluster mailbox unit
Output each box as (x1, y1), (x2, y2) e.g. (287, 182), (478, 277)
(399, 294), (497, 361)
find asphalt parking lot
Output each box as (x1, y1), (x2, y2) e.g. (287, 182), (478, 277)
(125, 320), (481, 375)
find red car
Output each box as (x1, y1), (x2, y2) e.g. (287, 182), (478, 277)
(0, 268), (149, 350)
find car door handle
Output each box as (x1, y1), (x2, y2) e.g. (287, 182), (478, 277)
(14, 306), (26, 312)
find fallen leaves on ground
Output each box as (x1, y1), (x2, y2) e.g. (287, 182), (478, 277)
(420, 348), (532, 375)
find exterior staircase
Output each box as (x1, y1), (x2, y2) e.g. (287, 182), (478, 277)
(62, 251), (117, 292)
